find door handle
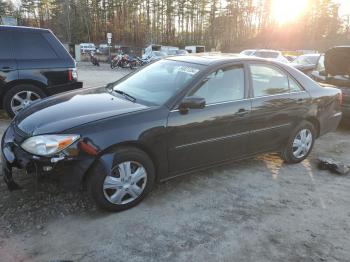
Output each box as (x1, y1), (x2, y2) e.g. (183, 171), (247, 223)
(296, 98), (305, 104)
(237, 108), (249, 117)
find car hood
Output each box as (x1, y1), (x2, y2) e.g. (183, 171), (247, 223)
(15, 87), (150, 136)
(325, 46), (350, 76)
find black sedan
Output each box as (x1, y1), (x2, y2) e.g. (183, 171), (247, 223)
(2, 55), (342, 211)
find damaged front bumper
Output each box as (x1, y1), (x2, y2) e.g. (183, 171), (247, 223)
(1, 123), (96, 190)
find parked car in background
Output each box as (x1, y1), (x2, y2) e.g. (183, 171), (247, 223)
(96, 43), (110, 55)
(146, 51), (168, 61)
(165, 49), (178, 56)
(0, 26), (82, 117)
(285, 55), (297, 62)
(185, 45), (205, 53)
(165, 49), (188, 56)
(311, 46), (350, 117)
(250, 49), (290, 63)
(80, 43), (96, 53)
(176, 49), (189, 55)
(240, 49), (256, 56)
(2, 55), (342, 211)
(290, 53), (320, 75)
(143, 44), (162, 59)
(161, 46), (179, 55)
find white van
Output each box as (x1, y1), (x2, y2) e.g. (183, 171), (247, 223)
(80, 43), (96, 53)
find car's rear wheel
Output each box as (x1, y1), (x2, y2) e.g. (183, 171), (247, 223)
(281, 121), (316, 163)
(87, 147), (155, 212)
(3, 84), (46, 118)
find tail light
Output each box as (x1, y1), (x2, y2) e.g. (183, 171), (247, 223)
(337, 91), (342, 105)
(68, 68), (78, 81)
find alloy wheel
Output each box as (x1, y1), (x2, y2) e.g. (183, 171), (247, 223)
(103, 161), (147, 205)
(11, 91), (41, 115)
(292, 128), (313, 159)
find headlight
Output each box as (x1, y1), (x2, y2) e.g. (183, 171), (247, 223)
(21, 134), (80, 156)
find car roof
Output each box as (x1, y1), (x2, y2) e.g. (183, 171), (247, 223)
(166, 53), (272, 66)
(0, 25), (50, 33)
(254, 49), (280, 53)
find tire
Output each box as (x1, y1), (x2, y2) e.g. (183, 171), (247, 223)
(3, 84), (47, 118)
(87, 147), (155, 212)
(281, 121), (316, 164)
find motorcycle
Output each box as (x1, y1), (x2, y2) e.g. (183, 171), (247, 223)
(110, 54), (137, 69)
(90, 52), (100, 66)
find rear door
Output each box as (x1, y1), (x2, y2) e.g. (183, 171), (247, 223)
(247, 63), (310, 153)
(166, 63), (251, 175)
(0, 30), (18, 95)
(13, 31), (72, 86)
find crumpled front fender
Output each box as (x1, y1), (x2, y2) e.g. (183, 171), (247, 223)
(90, 152), (115, 178)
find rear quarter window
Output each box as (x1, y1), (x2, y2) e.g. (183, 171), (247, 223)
(13, 32), (58, 59)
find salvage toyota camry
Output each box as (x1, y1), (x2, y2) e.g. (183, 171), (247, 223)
(2, 55), (342, 211)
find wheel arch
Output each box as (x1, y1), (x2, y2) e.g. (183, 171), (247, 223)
(304, 117), (320, 138)
(82, 141), (160, 186)
(1, 79), (48, 103)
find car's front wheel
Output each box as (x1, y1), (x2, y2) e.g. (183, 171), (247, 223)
(281, 121), (316, 163)
(3, 84), (47, 118)
(87, 147), (155, 212)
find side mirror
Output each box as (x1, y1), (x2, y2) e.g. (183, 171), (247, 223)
(179, 96), (205, 113)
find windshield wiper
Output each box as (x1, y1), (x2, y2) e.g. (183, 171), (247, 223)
(113, 89), (137, 102)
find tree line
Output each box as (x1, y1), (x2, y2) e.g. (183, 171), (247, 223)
(1, 0), (349, 51)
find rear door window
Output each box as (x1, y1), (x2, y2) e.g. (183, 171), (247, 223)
(0, 31), (14, 59)
(250, 64), (303, 96)
(13, 32), (58, 59)
(250, 64), (289, 97)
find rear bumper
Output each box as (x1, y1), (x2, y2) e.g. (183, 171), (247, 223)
(341, 104), (350, 117)
(319, 111), (342, 136)
(47, 81), (83, 96)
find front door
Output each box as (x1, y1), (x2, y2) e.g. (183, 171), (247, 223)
(166, 64), (251, 175)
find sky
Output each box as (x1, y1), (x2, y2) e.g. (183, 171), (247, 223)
(338, 0), (350, 16)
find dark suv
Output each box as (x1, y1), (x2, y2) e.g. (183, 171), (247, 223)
(0, 26), (82, 117)
(311, 46), (350, 118)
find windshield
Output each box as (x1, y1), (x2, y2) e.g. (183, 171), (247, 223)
(112, 60), (203, 105)
(253, 51), (279, 58)
(294, 55), (319, 65)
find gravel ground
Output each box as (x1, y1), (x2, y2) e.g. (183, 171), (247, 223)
(0, 65), (349, 261)
(77, 62), (130, 88)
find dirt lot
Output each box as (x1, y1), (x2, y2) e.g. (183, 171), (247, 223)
(77, 62), (129, 88)
(0, 63), (350, 262)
